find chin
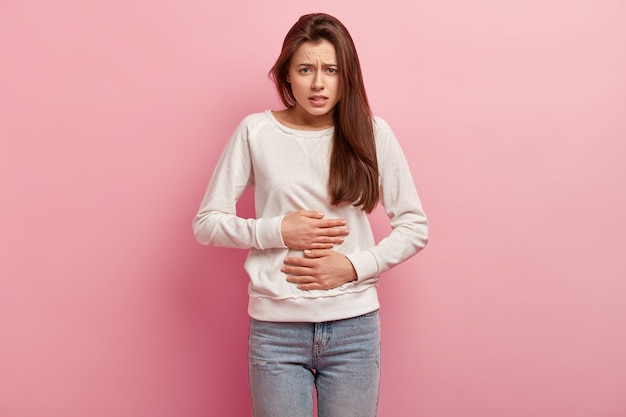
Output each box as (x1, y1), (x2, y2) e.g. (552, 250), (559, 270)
(306, 107), (334, 117)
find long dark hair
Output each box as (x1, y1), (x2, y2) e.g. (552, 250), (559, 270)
(269, 13), (379, 213)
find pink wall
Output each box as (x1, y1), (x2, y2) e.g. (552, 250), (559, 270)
(1, 1), (625, 416)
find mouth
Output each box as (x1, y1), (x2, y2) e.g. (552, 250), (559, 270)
(309, 95), (328, 106)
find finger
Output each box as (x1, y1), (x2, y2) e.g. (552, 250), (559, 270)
(282, 267), (311, 279)
(295, 282), (323, 291)
(316, 219), (348, 228)
(283, 256), (316, 267)
(285, 274), (317, 284)
(285, 274), (326, 291)
(300, 210), (325, 219)
(303, 249), (331, 258)
(312, 235), (345, 245)
(311, 242), (335, 249)
(315, 226), (349, 237)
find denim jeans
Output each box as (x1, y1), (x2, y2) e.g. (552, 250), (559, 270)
(248, 310), (381, 417)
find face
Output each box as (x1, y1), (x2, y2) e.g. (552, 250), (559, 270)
(286, 39), (340, 126)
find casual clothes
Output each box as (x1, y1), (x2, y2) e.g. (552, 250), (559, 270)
(193, 110), (428, 322)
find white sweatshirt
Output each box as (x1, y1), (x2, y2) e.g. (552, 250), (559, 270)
(193, 110), (428, 322)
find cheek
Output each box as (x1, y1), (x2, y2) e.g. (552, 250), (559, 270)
(331, 79), (341, 95)
(293, 79), (310, 93)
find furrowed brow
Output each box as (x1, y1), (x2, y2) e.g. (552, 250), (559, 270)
(296, 63), (337, 67)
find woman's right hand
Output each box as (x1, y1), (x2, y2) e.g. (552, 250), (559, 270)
(281, 210), (349, 250)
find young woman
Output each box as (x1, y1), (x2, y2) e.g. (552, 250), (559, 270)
(193, 12), (428, 417)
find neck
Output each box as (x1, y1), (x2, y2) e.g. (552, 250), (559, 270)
(282, 106), (334, 130)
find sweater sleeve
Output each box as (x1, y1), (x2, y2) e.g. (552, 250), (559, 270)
(192, 118), (287, 250)
(346, 118), (429, 280)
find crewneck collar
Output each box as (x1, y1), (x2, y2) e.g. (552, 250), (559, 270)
(265, 110), (334, 138)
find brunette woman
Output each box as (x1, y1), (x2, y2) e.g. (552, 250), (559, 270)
(193, 12), (428, 417)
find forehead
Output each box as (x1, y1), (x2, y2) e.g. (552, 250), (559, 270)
(291, 39), (337, 63)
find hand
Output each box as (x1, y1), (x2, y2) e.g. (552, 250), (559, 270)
(282, 249), (357, 290)
(281, 210), (349, 250)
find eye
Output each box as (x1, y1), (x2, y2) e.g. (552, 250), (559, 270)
(327, 67), (338, 74)
(299, 67), (311, 74)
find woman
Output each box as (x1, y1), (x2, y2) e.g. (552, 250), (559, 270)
(193, 12), (428, 417)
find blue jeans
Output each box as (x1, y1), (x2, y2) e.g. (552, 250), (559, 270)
(248, 310), (381, 417)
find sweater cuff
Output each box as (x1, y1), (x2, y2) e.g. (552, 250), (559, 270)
(256, 215), (287, 249)
(346, 250), (379, 281)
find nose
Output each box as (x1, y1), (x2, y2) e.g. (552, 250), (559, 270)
(311, 71), (324, 90)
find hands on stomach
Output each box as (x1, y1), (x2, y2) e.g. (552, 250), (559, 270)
(280, 210), (357, 290)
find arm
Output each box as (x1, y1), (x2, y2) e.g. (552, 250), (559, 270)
(282, 119), (428, 288)
(346, 119), (429, 280)
(193, 118), (350, 250)
(192, 120), (285, 250)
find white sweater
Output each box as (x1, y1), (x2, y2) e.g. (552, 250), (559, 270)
(193, 110), (428, 322)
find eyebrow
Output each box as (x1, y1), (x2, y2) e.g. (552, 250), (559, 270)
(296, 63), (338, 67)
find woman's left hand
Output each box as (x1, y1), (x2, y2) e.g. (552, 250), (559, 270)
(282, 249), (357, 290)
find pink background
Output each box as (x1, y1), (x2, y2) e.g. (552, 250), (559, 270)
(1, 0), (625, 416)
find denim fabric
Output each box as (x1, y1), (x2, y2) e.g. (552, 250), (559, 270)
(248, 311), (381, 417)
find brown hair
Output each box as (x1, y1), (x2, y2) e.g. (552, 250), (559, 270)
(269, 13), (379, 213)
